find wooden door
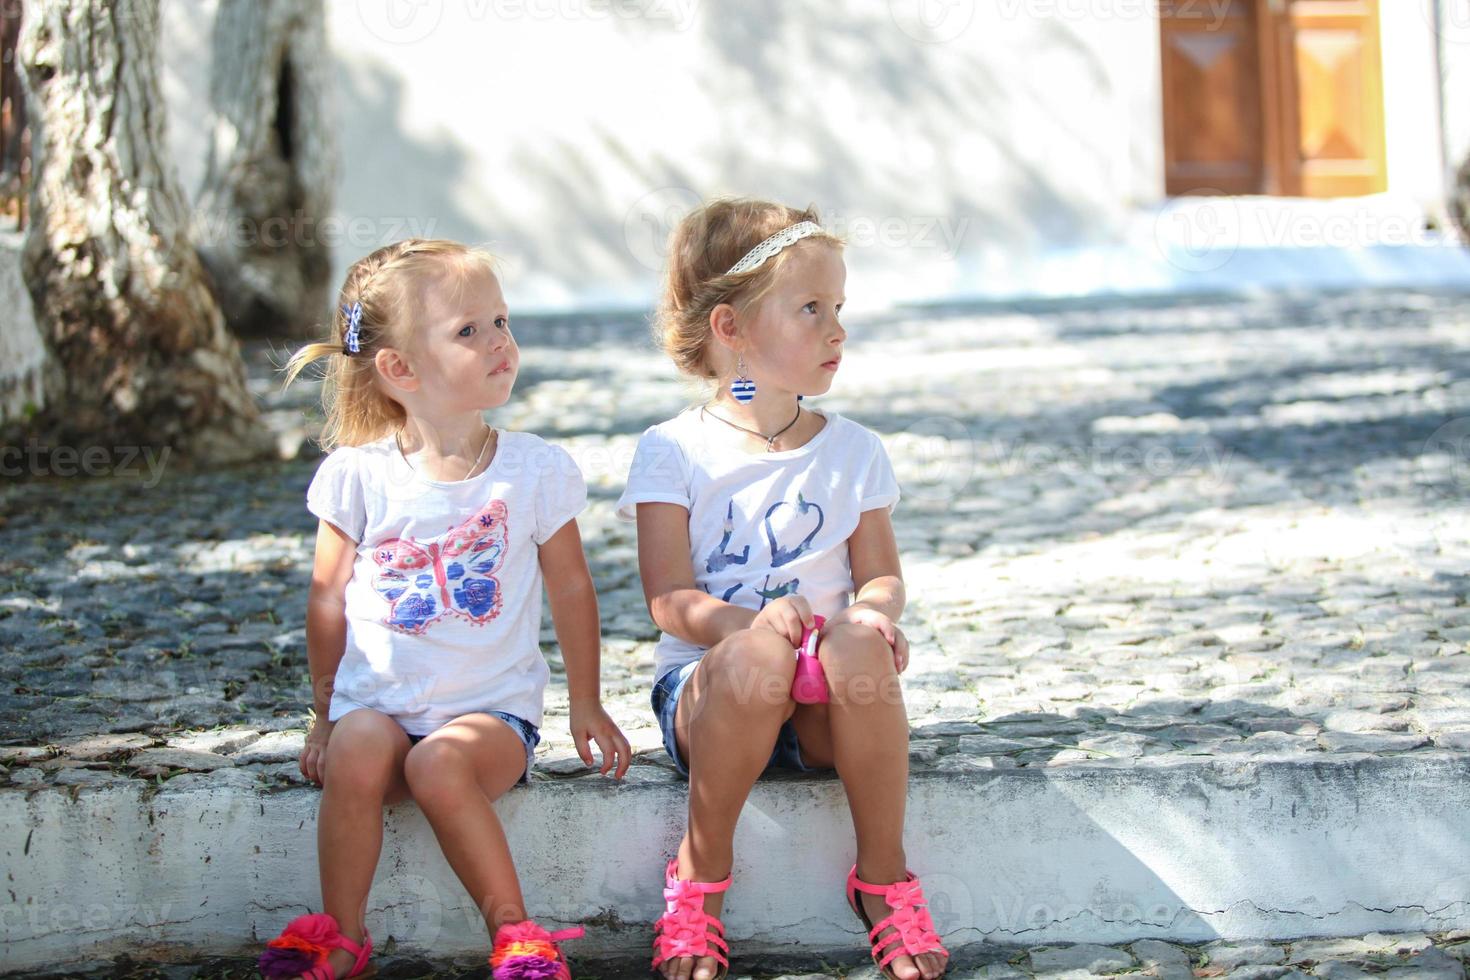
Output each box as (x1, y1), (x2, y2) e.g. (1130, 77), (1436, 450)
(1161, 0), (1264, 196)
(1264, 0), (1387, 197)
(1160, 0), (1386, 197)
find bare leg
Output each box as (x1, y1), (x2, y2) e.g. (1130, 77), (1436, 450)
(404, 713), (531, 938)
(790, 624), (948, 980)
(314, 708), (412, 979)
(660, 628), (798, 980)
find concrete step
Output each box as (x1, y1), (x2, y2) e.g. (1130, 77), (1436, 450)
(4, 751), (1468, 973)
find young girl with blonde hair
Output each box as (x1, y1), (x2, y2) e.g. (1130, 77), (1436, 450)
(258, 238), (630, 980)
(619, 200), (949, 980)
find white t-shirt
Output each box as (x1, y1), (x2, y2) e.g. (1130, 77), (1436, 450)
(306, 430), (586, 733)
(616, 408), (900, 682)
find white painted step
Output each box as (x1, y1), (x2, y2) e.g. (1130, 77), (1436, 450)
(4, 754), (1468, 972)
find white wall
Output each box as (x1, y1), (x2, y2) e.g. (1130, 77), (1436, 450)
(1381, 0), (1450, 223)
(158, 1), (1451, 312)
(1436, 0), (1470, 200)
(160, 0), (1165, 311)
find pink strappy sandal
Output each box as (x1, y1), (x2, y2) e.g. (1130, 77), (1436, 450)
(846, 868), (950, 980)
(651, 858), (732, 980)
(490, 919), (584, 980)
(257, 912), (374, 979)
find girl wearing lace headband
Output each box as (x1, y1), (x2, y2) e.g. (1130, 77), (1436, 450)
(621, 199), (950, 980)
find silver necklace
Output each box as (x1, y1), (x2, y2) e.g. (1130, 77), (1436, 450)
(701, 403), (802, 452)
(397, 425), (494, 480)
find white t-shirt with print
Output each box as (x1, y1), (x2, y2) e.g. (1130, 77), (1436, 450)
(615, 408), (900, 682)
(306, 430), (586, 733)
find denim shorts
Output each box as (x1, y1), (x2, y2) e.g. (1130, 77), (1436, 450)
(651, 659), (811, 779)
(404, 710), (540, 786)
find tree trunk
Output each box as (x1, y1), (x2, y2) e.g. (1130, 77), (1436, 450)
(17, 0), (270, 463)
(0, 228), (46, 424)
(198, 0), (334, 339)
(1451, 129), (1470, 241)
(1451, 158), (1470, 243)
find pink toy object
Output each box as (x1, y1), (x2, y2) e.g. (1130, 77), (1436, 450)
(791, 613), (829, 704)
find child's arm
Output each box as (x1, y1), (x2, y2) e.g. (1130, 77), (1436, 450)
(825, 508), (911, 672)
(636, 501), (787, 645)
(301, 520), (357, 785)
(539, 517), (631, 779)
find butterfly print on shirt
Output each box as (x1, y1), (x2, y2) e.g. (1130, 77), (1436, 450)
(371, 500), (509, 634)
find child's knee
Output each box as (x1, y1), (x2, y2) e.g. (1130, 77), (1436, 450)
(820, 624), (899, 682)
(708, 629), (797, 709)
(323, 712), (409, 796)
(402, 739), (470, 806)
(322, 749), (399, 800)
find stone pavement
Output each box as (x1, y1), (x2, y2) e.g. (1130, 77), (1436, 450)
(2, 288), (1469, 973)
(22, 931), (1470, 979)
(3, 288), (1467, 773)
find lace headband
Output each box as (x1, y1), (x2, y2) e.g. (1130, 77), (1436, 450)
(725, 221), (824, 276)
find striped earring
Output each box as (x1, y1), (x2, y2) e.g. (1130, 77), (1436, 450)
(732, 354), (756, 403)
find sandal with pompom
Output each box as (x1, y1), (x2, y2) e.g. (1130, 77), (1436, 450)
(257, 912), (374, 979)
(846, 867), (950, 980)
(490, 919), (584, 980)
(651, 858), (731, 980)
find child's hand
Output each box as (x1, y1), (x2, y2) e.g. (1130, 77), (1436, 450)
(570, 700), (632, 779)
(300, 716), (334, 785)
(750, 595), (815, 646)
(824, 605), (911, 673)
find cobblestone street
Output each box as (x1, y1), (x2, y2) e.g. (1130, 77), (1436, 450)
(4, 288), (1467, 769)
(18, 931), (1470, 980)
(3, 287), (1469, 976)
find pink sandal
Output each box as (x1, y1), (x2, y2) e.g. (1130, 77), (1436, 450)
(257, 912), (374, 979)
(490, 919), (584, 980)
(846, 868), (950, 980)
(651, 858), (732, 980)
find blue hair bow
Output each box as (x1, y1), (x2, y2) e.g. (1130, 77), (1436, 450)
(342, 302), (363, 354)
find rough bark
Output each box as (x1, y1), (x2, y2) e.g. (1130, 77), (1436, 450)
(1451, 156), (1470, 243)
(17, 0), (270, 462)
(0, 229), (46, 424)
(198, 0), (334, 338)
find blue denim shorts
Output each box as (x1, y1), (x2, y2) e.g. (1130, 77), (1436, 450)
(404, 710), (540, 786)
(651, 659), (811, 779)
